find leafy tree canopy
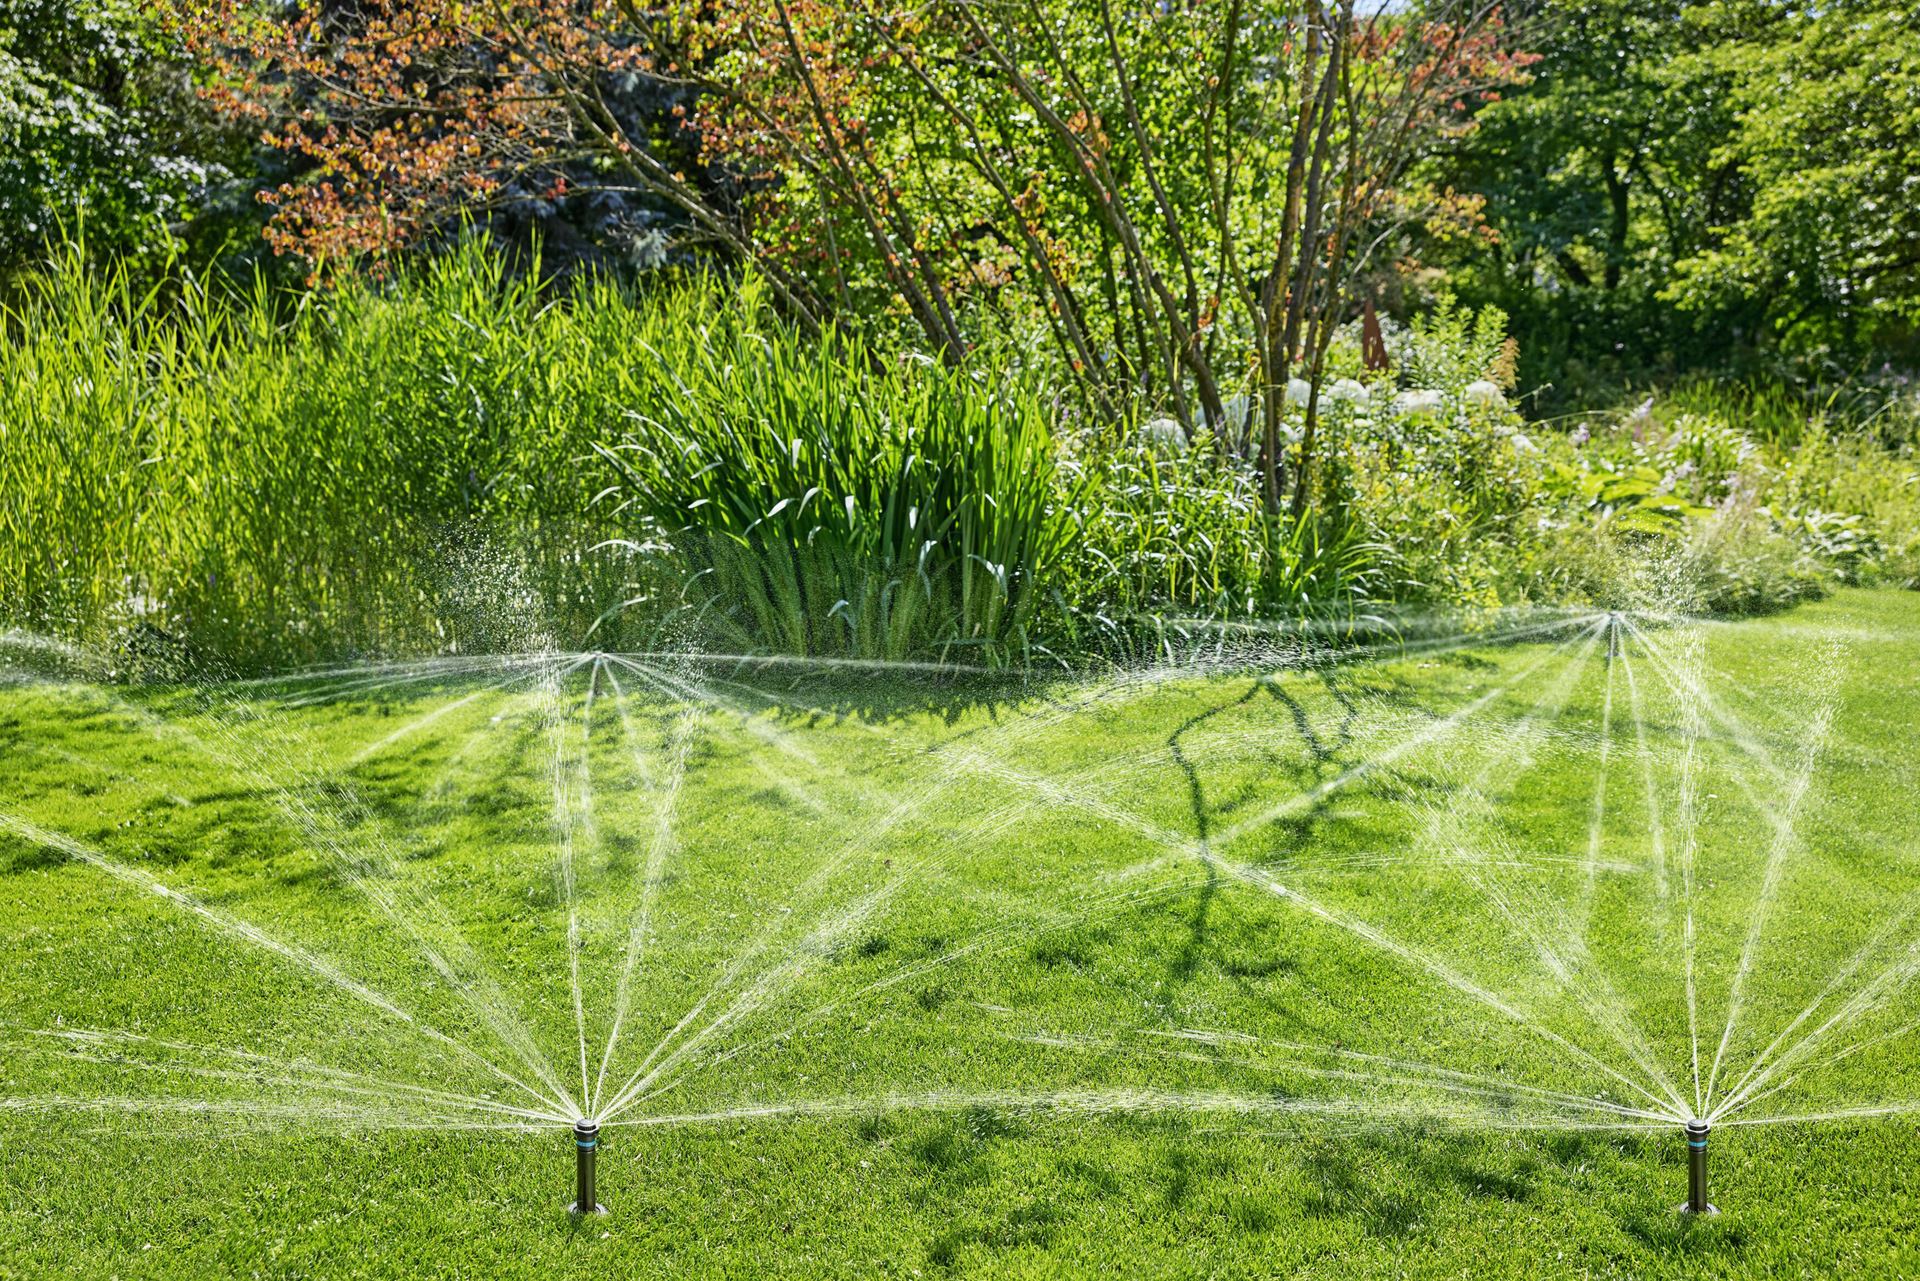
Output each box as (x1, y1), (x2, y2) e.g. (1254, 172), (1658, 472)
(0, 0), (255, 274)
(1428, 0), (1918, 394)
(1662, 1), (1920, 356)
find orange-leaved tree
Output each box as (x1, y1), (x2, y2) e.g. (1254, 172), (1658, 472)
(177, 0), (1532, 508)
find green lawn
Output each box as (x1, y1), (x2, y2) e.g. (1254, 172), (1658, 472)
(3, 590), (1917, 1278)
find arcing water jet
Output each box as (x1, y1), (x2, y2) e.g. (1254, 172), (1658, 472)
(1681, 1119), (1717, 1216)
(571, 1118), (607, 1215)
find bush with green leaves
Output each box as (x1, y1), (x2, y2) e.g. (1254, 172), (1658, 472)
(1052, 436), (1385, 655)
(0, 0), (263, 282)
(1320, 304), (1543, 610)
(1526, 383), (1920, 612)
(593, 294), (1071, 664)
(5, 244), (1912, 676)
(1768, 432), (1920, 590)
(0, 242), (1080, 668)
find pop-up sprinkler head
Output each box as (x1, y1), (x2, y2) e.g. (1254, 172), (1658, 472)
(1680, 1119), (1717, 1216)
(571, 1118), (607, 1215)
(1606, 612), (1625, 660)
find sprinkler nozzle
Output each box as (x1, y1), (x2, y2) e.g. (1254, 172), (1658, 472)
(1606, 612), (1625, 660)
(571, 1118), (607, 1215)
(1680, 1119), (1717, 1216)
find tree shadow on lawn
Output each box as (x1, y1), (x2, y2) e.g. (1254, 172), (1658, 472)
(686, 644), (1448, 740)
(655, 662), (1057, 731)
(1205, 1125), (1689, 1246)
(890, 1109), (1668, 1266)
(1158, 666), (1460, 999)
(1, 835), (69, 874)
(1295, 1128), (1549, 1236)
(126, 669), (516, 719)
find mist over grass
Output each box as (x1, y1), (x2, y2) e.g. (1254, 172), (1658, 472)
(2, 591), (1917, 1275)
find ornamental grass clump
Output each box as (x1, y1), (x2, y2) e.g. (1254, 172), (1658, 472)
(594, 285), (1070, 664)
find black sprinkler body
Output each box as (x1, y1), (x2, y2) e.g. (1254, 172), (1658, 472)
(571, 1119), (607, 1215)
(1606, 612), (1625, 660)
(1682, 1119), (1717, 1216)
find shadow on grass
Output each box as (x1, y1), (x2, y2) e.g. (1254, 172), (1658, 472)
(647, 662), (1057, 731)
(1154, 665), (1452, 1000)
(889, 1110), (1685, 1269)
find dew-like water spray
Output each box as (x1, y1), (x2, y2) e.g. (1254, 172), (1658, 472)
(4, 601), (1917, 1232)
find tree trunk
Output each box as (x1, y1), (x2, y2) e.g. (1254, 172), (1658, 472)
(1602, 149), (1630, 291)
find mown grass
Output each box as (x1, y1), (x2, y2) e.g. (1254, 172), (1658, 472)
(1, 589), (1916, 1278)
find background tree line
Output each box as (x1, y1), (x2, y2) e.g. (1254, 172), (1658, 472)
(5, 0), (1917, 667)
(1420, 0), (1920, 403)
(5, 0), (1915, 405)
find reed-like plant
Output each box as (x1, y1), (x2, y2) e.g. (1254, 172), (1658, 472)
(593, 285), (1071, 664)
(1, 242), (1075, 669)
(1054, 439), (1385, 657)
(0, 242), (655, 670)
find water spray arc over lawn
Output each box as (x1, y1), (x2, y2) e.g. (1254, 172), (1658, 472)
(3, 601), (1917, 1230)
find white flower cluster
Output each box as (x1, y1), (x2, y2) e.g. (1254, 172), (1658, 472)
(1394, 389), (1445, 417)
(1141, 416), (1189, 454)
(1463, 379), (1506, 408)
(1138, 373), (1512, 454)
(1285, 377), (1374, 407)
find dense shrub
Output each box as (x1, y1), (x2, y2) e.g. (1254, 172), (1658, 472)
(0, 244), (1080, 668)
(593, 287), (1069, 664)
(1052, 438), (1385, 652)
(1526, 387), (1920, 613)
(3, 247), (1914, 674)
